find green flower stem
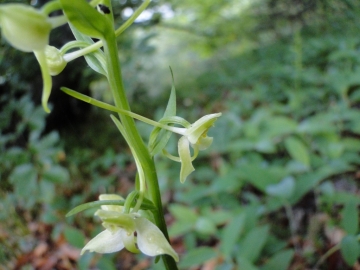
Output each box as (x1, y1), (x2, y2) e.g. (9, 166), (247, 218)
(41, 0), (61, 15)
(60, 41), (89, 55)
(102, 29), (178, 270)
(63, 0), (150, 62)
(110, 115), (144, 213)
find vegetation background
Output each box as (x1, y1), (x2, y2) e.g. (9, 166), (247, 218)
(1, 0), (360, 269)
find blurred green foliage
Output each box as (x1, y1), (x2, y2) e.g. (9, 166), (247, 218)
(1, 0), (360, 269)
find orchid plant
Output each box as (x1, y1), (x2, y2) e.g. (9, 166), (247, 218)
(0, 0), (221, 268)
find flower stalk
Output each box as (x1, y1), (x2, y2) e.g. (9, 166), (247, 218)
(1, 0), (221, 268)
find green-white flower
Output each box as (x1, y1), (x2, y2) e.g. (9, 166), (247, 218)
(0, 4), (66, 113)
(165, 113), (222, 183)
(81, 194), (179, 262)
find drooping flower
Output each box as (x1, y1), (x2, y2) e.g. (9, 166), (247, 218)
(164, 113), (222, 183)
(81, 194), (179, 262)
(0, 4), (66, 112)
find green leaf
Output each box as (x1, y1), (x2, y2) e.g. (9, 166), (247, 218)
(149, 69), (177, 156)
(340, 235), (360, 266)
(68, 23), (107, 76)
(284, 136), (310, 167)
(237, 256), (259, 270)
(341, 200), (359, 235)
(168, 204), (198, 223)
(97, 256), (117, 270)
(263, 116), (298, 138)
(178, 247), (217, 269)
(39, 181), (55, 203)
(238, 225), (269, 263)
(59, 0), (111, 39)
(266, 176), (295, 199)
(261, 249), (294, 270)
(220, 213), (246, 258)
(238, 164), (286, 192)
(32, 131), (59, 150)
(194, 217), (216, 235)
(9, 164), (38, 206)
(42, 165), (69, 183)
(169, 221), (194, 237)
(77, 253), (93, 270)
(64, 226), (85, 248)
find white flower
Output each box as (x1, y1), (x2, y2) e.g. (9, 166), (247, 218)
(81, 194), (179, 262)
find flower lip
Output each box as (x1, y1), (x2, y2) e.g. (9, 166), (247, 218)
(45, 46), (67, 75)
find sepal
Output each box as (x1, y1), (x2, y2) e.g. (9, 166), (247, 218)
(0, 4), (51, 52)
(135, 217), (179, 262)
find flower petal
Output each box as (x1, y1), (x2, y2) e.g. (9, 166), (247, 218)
(185, 113), (221, 145)
(197, 136), (213, 151)
(178, 136), (195, 183)
(34, 50), (52, 113)
(135, 217), (179, 262)
(81, 229), (124, 255)
(120, 229), (139, 254)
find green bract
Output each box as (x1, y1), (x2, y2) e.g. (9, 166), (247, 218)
(81, 194), (179, 262)
(0, 4), (51, 52)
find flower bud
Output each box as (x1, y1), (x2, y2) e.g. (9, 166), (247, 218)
(0, 4), (51, 52)
(45, 46), (67, 75)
